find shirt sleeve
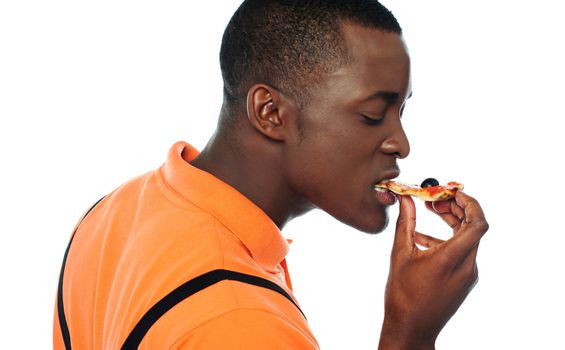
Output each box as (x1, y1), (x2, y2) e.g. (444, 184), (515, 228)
(172, 308), (319, 349)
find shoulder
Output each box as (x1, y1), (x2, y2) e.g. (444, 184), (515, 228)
(167, 308), (319, 349)
(135, 275), (318, 349)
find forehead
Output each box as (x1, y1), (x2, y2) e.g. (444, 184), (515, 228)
(309, 23), (411, 104)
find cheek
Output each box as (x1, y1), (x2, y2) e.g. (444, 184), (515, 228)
(287, 108), (405, 234)
(283, 140), (332, 191)
(282, 141), (345, 212)
(283, 136), (392, 233)
(285, 119), (379, 192)
(283, 140), (366, 208)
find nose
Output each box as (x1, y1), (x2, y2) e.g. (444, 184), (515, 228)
(380, 123), (410, 159)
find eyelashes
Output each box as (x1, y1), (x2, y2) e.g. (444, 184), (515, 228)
(360, 114), (385, 126)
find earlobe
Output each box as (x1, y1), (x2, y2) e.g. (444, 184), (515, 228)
(246, 84), (287, 141)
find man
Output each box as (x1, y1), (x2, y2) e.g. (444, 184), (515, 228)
(54, 0), (489, 349)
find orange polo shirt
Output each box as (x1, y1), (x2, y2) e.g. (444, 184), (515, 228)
(54, 141), (319, 349)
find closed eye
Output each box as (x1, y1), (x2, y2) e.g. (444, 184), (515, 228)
(361, 114), (384, 126)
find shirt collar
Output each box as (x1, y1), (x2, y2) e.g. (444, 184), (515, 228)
(160, 141), (289, 272)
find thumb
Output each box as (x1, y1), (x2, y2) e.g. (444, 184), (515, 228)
(393, 195), (416, 255)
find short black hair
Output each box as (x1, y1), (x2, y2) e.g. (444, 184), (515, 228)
(220, 0), (402, 111)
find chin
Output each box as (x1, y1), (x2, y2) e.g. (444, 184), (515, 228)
(344, 211), (390, 234)
(323, 200), (391, 234)
(359, 217), (390, 234)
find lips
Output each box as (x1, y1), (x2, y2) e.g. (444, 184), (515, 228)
(374, 167), (401, 189)
(374, 185), (397, 205)
(372, 168), (400, 205)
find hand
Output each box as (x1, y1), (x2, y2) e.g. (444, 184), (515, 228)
(378, 191), (489, 350)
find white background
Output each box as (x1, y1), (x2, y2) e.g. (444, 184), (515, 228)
(1, 1), (564, 349)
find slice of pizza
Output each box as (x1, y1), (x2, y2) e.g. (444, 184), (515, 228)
(375, 179), (464, 201)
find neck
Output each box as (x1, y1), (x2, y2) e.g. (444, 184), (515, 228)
(189, 124), (313, 229)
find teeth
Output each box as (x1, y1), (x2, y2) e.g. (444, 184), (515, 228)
(374, 187), (389, 193)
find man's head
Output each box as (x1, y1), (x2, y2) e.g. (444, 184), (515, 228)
(213, 0), (411, 233)
(220, 0), (402, 112)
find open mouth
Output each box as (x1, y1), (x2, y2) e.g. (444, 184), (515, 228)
(373, 183), (396, 205)
(373, 185), (390, 193)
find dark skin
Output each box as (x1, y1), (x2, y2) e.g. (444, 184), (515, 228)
(192, 23), (489, 349)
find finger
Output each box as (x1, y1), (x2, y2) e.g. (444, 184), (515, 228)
(456, 191), (488, 227)
(425, 198), (465, 221)
(449, 199), (465, 222)
(426, 200), (450, 214)
(443, 192), (489, 261)
(425, 200), (461, 231)
(394, 195), (416, 255)
(415, 231), (445, 249)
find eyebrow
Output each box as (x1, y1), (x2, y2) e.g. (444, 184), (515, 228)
(364, 91), (399, 103)
(363, 90), (412, 103)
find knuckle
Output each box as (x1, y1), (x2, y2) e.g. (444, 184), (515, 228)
(396, 215), (415, 227)
(473, 219), (489, 233)
(437, 252), (453, 269)
(466, 196), (479, 206)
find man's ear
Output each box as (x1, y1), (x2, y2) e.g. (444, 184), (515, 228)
(246, 84), (294, 141)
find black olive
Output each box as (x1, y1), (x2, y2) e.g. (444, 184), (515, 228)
(421, 177), (439, 188)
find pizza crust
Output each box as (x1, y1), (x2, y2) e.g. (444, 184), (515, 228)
(375, 180), (464, 201)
